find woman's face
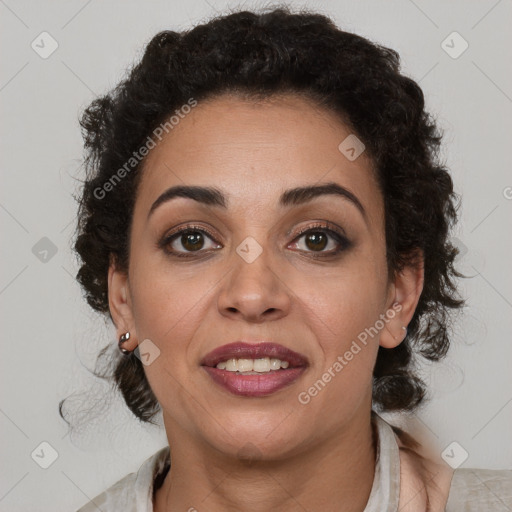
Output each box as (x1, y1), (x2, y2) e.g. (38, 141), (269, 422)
(111, 93), (408, 459)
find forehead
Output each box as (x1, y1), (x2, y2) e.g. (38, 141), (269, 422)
(135, 93), (382, 220)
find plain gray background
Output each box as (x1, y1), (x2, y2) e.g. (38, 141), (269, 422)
(1, 0), (511, 510)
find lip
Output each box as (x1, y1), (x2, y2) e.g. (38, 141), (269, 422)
(201, 342), (308, 397)
(200, 342), (308, 368)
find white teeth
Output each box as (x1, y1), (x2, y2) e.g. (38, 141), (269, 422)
(225, 358), (237, 371)
(237, 358), (253, 372)
(253, 358), (270, 372)
(269, 358), (281, 370)
(215, 357), (291, 372)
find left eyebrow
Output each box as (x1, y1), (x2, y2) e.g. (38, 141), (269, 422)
(147, 181), (366, 221)
(279, 182), (366, 220)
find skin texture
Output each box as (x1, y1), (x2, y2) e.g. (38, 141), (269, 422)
(108, 93), (424, 512)
(396, 444), (454, 511)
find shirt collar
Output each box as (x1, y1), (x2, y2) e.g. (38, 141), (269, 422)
(134, 411), (401, 511)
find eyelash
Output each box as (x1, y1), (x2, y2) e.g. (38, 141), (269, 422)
(292, 222), (351, 258)
(158, 222), (351, 259)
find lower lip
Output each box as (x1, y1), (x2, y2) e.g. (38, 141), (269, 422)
(202, 366), (306, 397)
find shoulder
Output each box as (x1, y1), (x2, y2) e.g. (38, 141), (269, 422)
(445, 467), (512, 511)
(75, 446), (171, 512)
(388, 420), (511, 511)
(75, 471), (138, 512)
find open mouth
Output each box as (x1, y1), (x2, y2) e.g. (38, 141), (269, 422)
(201, 342), (308, 397)
(216, 356), (294, 373)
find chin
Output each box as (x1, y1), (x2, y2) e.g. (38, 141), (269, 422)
(203, 420), (307, 462)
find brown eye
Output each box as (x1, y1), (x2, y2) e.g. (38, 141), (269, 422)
(303, 231), (328, 252)
(180, 231), (205, 252)
(159, 226), (221, 257)
(289, 223), (351, 257)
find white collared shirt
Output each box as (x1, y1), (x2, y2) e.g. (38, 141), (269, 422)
(75, 414), (512, 511)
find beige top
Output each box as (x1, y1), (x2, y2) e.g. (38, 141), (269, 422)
(75, 414), (512, 511)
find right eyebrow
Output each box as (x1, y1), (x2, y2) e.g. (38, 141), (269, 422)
(148, 185), (226, 219)
(147, 181), (367, 222)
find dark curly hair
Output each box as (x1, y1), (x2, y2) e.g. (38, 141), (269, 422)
(60, 6), (465, 427)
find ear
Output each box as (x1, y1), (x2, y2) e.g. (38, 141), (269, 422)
(108, 255), (138, 352)
(380, 251), (424, 349)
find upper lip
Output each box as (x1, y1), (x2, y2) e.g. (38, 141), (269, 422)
(201, 342), (308, 368)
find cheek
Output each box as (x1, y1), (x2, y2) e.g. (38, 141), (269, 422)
(297, 294), (381, 423)
(303, 278), (383, 373)
(294, 255), (387, 407)
(128, 266), (215, 424)
(129, 252), (218, 338)
(299, 251), (388, 343)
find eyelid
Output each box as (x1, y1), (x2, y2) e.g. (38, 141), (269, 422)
(157, 223), (221, 254)
(165, 223), (218, 241)
(288, 222), (351, 256)
(292, 220), (347, 239)
(158, 221), (350, 257)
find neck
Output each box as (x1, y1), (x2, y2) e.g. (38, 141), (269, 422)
(154, 410), (377, 512)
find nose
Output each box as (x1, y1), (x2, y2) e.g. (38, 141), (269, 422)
(217, 241), (291, 323)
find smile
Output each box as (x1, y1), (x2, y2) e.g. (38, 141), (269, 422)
(201, 342), (308, 397)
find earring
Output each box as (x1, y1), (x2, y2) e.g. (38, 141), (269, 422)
(118, 332), (132, 355)
(402, 326), (407, 338)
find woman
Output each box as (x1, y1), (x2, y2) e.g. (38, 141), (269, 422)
(64, 7), (511, 511)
